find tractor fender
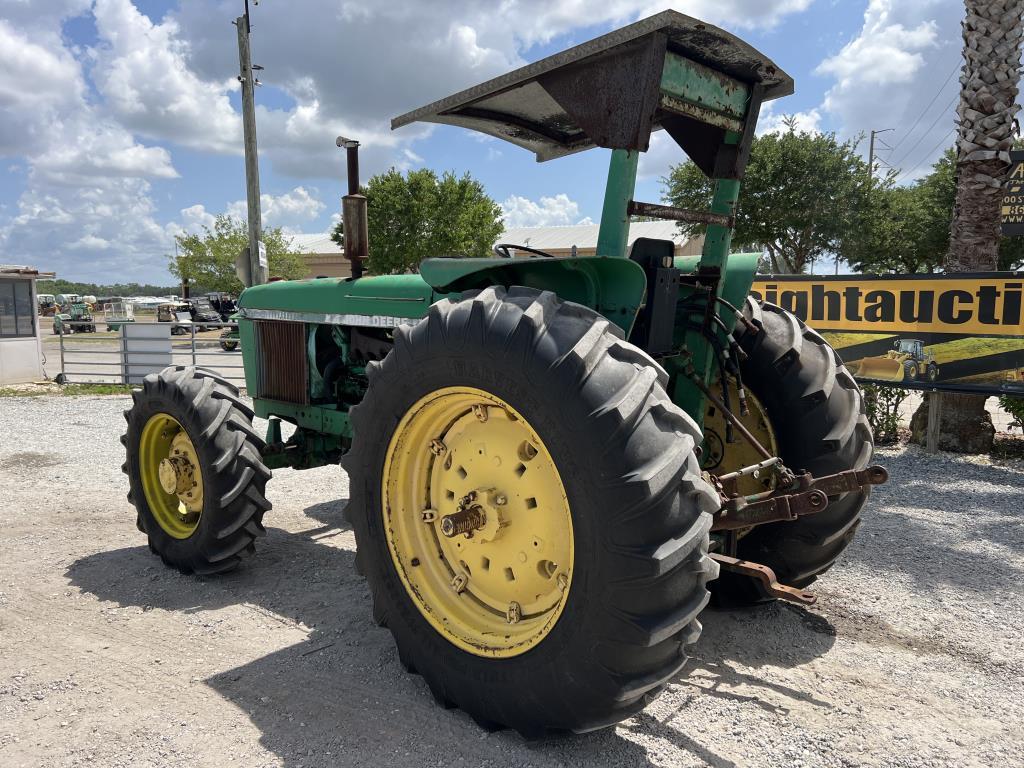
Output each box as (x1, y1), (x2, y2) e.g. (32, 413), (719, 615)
(419, 256), (647, 336)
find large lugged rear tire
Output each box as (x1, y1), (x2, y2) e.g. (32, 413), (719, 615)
(712, 300), (873, 604)
(343, 286), (719, 735)
(122, 366), (271, 575)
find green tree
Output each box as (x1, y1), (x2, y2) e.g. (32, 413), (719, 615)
(331, 168), (504, 274)
(662, 119), (872, 273)
(170, 215), (307, 292)
(849, 184), (942, 273)
(854, 147), (1024, 274)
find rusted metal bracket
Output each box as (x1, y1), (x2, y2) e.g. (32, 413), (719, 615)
(710, 465), (888, 532)
(711, 553), (817, 606)
(798, 465), (889, 496)
(712, 487), (828, 530)
(627, 199), (734, 228)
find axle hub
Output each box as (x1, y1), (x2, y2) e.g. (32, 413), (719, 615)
(440, 506), (486, 538)
(158, 456), (195, 496)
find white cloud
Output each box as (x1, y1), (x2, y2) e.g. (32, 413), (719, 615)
(0, 6), (180, 281)
(225, 186), (325, 227)
(1, 179), (174, 282)
(818, 24), (937, 88)
(501, 194), (593, 228)
(90, 0), (240, 153)
(814, 0), (962, 181)
(0, 0), (818, 282)
(757, 105), (823, 136)
(170, 187), (327, 240)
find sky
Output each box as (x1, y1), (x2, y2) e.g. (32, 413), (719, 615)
(0, 0), (974, 283)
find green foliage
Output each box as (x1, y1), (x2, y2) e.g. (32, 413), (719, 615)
(853, 148), (1024, 273)
(330, 169), (504, 274)
(0, 383), (132, 398)
(662, 119), (872, 273)
(998, 395), (1024, 432)
(170, 215), (307, 292)
(37, 279), (182, 297)
(862, 384), (907, 445)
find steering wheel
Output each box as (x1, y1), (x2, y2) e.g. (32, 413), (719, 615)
(493, 243), (556, 259)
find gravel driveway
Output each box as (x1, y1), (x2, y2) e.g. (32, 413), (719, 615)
(1, 394), (1022, 768)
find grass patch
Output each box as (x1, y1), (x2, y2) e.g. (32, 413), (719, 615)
(0, 383), (132, 397)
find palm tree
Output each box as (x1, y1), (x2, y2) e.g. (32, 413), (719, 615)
(914, 0), (1023, 453)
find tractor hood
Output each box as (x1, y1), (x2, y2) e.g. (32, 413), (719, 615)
(237, 275), (436, 324)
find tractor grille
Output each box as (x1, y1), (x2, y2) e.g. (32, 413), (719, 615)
(254, 320), (309, 404)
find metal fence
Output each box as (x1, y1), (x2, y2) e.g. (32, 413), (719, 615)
(52, 321), (245, 386)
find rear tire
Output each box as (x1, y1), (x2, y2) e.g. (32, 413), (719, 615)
(122, 366), (272, 575)
(344, 286), (719, 735)
(711, 300), (873, 605)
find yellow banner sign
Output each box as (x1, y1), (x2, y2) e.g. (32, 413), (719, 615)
(751, 275), (1024, 337)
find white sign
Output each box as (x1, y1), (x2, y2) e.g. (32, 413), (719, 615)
(258, 241), (268, 268)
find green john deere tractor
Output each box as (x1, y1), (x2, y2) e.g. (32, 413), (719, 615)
(122, 11), (886, 735)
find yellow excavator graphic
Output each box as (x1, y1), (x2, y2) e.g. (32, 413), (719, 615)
(857, 338), (939, 383)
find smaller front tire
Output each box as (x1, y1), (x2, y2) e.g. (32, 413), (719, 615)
(122, 366), (272, 574)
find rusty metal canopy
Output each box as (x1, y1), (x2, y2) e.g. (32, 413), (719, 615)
(391, 10), (793, 162)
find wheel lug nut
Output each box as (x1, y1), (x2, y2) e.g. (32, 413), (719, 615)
(451, 573), (468, 594)
(429, 439), (447, 456)
(472, 404), (488, 422)
(557, 573), (568, 591)
(506, 601), (521, 624)
(421, 509), (437, 523)
(494, 493), (507, 506)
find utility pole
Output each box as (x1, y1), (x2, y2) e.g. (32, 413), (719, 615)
(235, 0), (266, 286)
(868, 128), (894, 188)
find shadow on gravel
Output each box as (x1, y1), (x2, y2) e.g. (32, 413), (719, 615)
(64, 493), (850, 768)
(682, 603), (836, 711)
(66, 502), (666, 767)
(843, 458), (1024, 596)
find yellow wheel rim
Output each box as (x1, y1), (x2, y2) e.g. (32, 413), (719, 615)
(382, 387), (574, 658)
(702, 383), (778, 497)
(139, 413), (204, 539)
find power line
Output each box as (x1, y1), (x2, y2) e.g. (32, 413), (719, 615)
(891, 92), (958, 170)
(890, 63), (960, 154)
(896, 128), (956, 183)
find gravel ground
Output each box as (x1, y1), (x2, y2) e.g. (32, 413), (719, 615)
(1, 394), (1022, 768)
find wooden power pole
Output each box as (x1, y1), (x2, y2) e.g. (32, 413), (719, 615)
(236, 1), (266, 287)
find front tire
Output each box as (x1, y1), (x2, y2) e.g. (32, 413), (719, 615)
(711, 300), (873, 604)
(343, 287), (718, 735)
(122, 366), (272, 574)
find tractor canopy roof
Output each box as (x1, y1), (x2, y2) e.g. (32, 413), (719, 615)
(391, 10), (793, 162)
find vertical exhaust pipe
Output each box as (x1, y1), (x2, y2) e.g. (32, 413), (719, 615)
(337, 136), (368, 279)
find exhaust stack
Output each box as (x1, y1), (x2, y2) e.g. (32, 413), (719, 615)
(337, 136), (368, 279)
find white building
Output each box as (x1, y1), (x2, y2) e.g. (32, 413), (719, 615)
(290, 221), (703, 278)
(497, 220), (704, 258)
(0, 265), (54, 385)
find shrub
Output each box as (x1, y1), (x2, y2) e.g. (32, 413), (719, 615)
(998, 395), (1024, 432)
(862, 384), (908, 445)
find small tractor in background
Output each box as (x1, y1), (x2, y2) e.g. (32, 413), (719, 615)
(858, 338), (939, 383)
(37, 293), (57, 317)
(122, 12), (886, 735)
(53, 297), (96, 334)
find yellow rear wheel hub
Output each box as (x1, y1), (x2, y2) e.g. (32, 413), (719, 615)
(139, 413), (204, 539)
(382, 387), (573, 658)
(702, 383), (778, 497)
